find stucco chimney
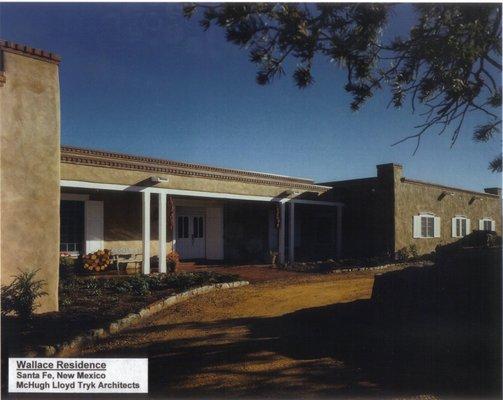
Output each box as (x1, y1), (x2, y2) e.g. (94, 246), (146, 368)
(0, 40), (61, 313)
(484, 187), (502, 196)
(377, 163), (403, 183)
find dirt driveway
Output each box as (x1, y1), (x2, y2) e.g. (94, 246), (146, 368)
(84, 265), (497, 399)
(83, 270), (393, 397)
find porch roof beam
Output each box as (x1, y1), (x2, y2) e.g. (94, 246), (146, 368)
(60, 180), (343, 206)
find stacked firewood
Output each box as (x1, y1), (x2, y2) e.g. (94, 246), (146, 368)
(83, 249), (112, 272)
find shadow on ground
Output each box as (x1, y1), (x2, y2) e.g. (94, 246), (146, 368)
(88, 253), (501, 399)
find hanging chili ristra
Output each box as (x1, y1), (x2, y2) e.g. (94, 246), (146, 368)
(275, 204), (281, 229)
(168, 196), (175, 231)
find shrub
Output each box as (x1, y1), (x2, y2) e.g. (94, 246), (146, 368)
(60, 254), (77, 279)
(80, 277), (102, 296)
(1, 269), (47, 319)
(83, 249), (112, 272)
(408, 244), (419, 259)
(395, 247), (410, 262)
(167, 251), (180, 273)
(128, 275), (151, 296)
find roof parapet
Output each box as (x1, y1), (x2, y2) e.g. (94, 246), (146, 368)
(0, 39), (61, 65)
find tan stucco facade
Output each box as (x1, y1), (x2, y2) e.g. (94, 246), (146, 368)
(77, 191), (225, 256)
(0, 48), (61, 312)
(60, 162), (326, 199)
(326, 163), (501, 258)
(394, 167), (502, 254)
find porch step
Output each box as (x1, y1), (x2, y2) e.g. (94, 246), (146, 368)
(179, 261), (197, 267)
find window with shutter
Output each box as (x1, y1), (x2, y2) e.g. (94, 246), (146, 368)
(452, 216), (469, 237)
(414, 213), (438, 238)
(480, 218), (495, 232)
(420, 216), (435, 238)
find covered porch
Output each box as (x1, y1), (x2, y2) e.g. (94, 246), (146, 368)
(60, 180), (343, 272)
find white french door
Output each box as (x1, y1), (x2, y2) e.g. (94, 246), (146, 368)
(176, 213), (206, 259)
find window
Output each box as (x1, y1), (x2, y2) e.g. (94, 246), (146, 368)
(421, 216), (435, 238)
(452, 216), (470, 238)
(413, 213), (440, 238)
(479, 218), (495, 231)
(177, 216), (189, 238)
(60, 200), (84, 253)
(193, 216), (204, 238)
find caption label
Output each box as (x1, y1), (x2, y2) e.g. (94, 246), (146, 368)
(9, 358), (148, 393)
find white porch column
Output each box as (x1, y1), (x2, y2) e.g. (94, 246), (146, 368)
(171, 201), (176, 252)
(158, 193), (167, 273)
(142, 191), (151, 274)
(336, 205), (342, 258)
(278, 202), (286, 264)
(289, 202), (295, 263)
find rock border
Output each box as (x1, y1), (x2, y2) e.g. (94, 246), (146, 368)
(31, 280), (249, 357)
(286, 260), (434, 275)
(329, 260), (433, 273)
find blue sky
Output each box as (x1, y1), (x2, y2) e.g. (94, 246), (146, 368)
(1, 3), (501, 190)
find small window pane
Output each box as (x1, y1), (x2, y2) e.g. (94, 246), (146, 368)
(60, 200), (84, 253)
(484, 220), (492, 231)
(193, 217), (198, 238)
(177, 216), (183, 238)
(198, 217), (204, 238)
(455, 218), (467, 237)
(183, 217), (189, 238)
(421, 216), (434, 238)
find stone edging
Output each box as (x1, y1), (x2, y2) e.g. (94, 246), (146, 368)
(329, 261), (433, 273)
(287, 260), (433, 274)
(30, 281), (249, 357)
(331, 264), (392, 273)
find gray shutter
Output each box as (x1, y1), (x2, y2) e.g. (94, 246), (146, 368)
(451, 218), (457, 238)
(491, 220), (496, 231)
(466, 219), (471, 234)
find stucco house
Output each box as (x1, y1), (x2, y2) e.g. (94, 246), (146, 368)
(1, 40), (501, 313)
(60, 145), (343, 269)
(323, 163), (502, 258)
(0, 40), (342, 312)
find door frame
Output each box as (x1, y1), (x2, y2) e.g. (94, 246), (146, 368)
(174, 208), (207, 260)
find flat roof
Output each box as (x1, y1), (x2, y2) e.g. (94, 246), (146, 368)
(401, 177), (499, 198)
(0, 39), (60, 64)
(61, 145), (331, 192)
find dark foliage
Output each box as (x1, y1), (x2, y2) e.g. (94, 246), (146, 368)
(1, 269), (47, 319)
(185, 3), (502, 171)
(59, 271), (241, 297)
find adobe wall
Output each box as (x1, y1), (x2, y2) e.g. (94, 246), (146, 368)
(325, 163), (501, 258)
(395, 177), (502, 254)
(60, 163), (324, 198)
(64, 191), (230, 259)
(0, 49), (61, 312)
(325, 175), (395, 258)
